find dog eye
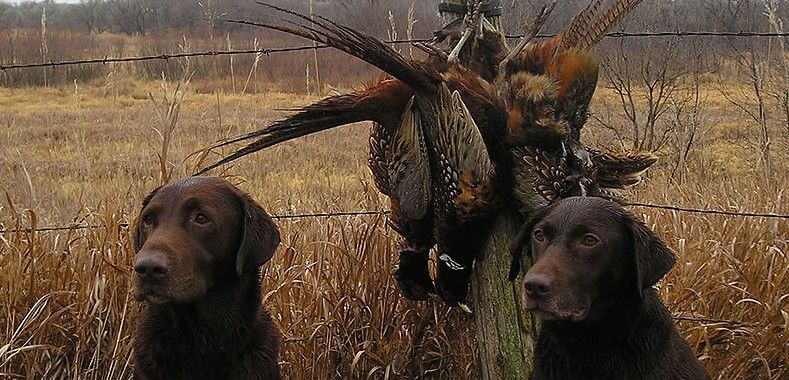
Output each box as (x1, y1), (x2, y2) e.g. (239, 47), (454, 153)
(533, 229), (546, 242)
(141, 214), (154, 227)
(581, 234), (600, 246)
(193, 213), (211, 225)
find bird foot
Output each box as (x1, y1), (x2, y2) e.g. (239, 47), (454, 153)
(434, 259), (472, 306)
(394, 248), (435, 301)
(447, 2), (485, 63)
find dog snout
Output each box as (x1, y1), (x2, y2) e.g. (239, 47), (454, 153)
(524, 273), (552, 300)
(134, 253), (169, 280)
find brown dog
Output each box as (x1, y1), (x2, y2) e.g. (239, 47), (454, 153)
(132, 177), (281, 380)
(510, 197), (708, 379)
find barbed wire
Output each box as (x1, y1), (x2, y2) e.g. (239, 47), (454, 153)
(0, 211), (774, 329)
(561, 31), (789, 38)
(0, 210), (391, 234)
(1, 31), (787, 71)
(624, 202), (789, 219)
(1, 202), (785, 234)
(0, 45), (329, 71)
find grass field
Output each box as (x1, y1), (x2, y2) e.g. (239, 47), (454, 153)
(0, 79), (787, 379)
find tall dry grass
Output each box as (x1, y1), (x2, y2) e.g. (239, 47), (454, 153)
(0, 81), (786, 379)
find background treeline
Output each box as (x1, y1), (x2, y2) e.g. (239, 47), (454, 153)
(0, 0), (786, 87)
(0, 0), (785, 38)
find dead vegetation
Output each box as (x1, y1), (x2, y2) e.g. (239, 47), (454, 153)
(0, 77), (786, 379)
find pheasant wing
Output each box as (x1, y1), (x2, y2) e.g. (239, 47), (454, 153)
(386, 97), (432, 220)
(512, 147), (563, 211)
(421, 84), (494, 222)
(588, 149), (658, 189)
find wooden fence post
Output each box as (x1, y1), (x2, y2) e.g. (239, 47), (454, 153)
(439, 1), (537, 379)
(471, 210), (537, 379)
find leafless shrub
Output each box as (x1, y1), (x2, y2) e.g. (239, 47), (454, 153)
(706, 0), (787, 175)
(595, 38), (690, 152)
(667, 69), (709, 183)
(762, 1), (788, 139)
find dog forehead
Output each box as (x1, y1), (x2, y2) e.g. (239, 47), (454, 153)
(149, 177), (241, 210)
(543, 197), (624, 230)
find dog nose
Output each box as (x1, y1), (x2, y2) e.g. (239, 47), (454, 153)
(134, 254), (169, 279)
(524, 273), (552, 299)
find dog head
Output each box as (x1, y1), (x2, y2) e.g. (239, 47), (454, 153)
(132, 176), (280, 304)
(509, 197), (675, 322)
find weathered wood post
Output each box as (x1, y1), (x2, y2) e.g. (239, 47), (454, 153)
(470, 209), (536, 379)
(439, 1), (537, 379)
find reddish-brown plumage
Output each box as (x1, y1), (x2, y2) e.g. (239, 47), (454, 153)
(547, 50), (599, 99)
(358, 79), (414, 125)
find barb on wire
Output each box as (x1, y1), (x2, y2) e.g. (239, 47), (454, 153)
(1, 31), (786, 71)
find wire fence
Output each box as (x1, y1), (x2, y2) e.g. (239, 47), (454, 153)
(623, 202), (789, 219)
(1, 31), (787, 71)
(0, 210), (390, 234)
(0, 202), (785, 234)
(0, 204), (778, 328)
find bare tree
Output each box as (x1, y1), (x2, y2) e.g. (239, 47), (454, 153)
(763, 0), (789, 138)
(197, 0), (226, 39)
(107, 0), (154, 35)
(668, 65), (708, 182)
(0, 4), (12, 29)
(709, 0), (777, 173)
(596, 38), (689, 152)
(77, 0), (109, 34)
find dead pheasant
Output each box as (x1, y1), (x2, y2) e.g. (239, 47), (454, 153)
(196, 0), (656, 308)
(491, 0), (658, 215)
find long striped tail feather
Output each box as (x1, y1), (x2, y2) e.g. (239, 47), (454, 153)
(196, 93), (377, 175)
(229, 2), (439, 94)
(558, 0), (643, 53)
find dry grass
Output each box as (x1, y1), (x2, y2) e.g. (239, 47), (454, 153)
(0, 80), (786, 379)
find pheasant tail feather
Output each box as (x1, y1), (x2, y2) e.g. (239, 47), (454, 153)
(559, 0), (643, 53)
(232, 2), (438, 94)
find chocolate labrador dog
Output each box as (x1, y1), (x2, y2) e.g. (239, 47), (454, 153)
(509, 197), (708, 379)
(132, 177), (281, 380)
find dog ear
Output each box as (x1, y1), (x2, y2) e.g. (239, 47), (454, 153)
(625, 211), (676, 295)
(133, 186), (161, 252)
(509, 205), (552, 281)
(236, 192), (281, 277)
